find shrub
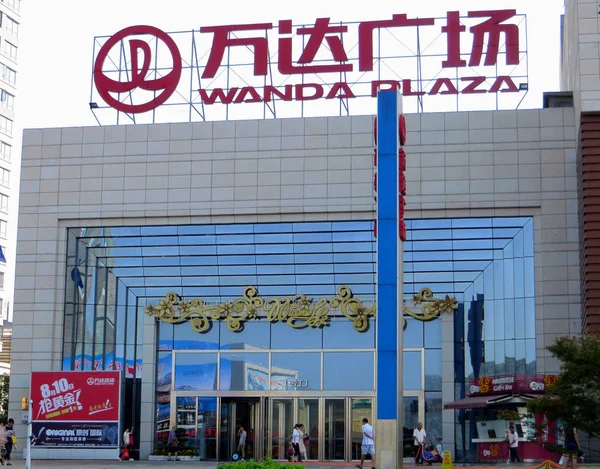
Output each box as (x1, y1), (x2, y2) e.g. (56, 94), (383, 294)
(152, 447), (199, 456)
(218, 460), (303, 469)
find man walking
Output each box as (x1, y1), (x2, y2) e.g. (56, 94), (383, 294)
(508, 426), (521, 463)
(413, 422), (426, 464)
(237, 426), (247, 461)
(356, 418), (376, 469)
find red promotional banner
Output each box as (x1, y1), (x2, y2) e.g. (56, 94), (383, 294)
(469, 374), (559, 396)
(31, 371), (120, 422)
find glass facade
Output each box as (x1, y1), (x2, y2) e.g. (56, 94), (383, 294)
(63, 217), (535, 461)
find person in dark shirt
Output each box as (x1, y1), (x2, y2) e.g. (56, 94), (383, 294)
(5, 418), (14, 466)
(561, 425), (580, 469)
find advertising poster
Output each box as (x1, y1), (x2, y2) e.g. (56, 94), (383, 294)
(30, 371), (121, 448)
(32, 422), (119, 447)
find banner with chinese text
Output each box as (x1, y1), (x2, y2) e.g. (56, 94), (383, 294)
(32, 422), (119, 447)
(31, 371), (120, 423)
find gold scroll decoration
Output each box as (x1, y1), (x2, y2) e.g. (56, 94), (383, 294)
(402, 287), (458, 329)
(146, 285), (376, 333)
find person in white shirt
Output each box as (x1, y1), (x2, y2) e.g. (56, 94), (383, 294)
(507, 425), (521, 463)
(413, 422), (427, 464)
(356, 418), (376, 469)
(292, 424), (303, 462)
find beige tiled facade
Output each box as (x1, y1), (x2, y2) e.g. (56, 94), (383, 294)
(10, 107), (579, 459)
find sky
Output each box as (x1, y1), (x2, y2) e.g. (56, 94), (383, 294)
(15, 0), (566, 131)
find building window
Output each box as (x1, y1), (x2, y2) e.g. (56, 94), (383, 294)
(0, 89), (14, 110)
(5, 17), (18, 37)
(0, 142), (10, 162)
(0, 168), (8, 187)
(3, 41), (16, 61)
(0, 194), (7, 212)
(0, 116), (12, 136)
(0, 272), (5, 290)
(0, 220), (7, 238)
(2, 0), (20, 13)
(1, 64), (15, 86)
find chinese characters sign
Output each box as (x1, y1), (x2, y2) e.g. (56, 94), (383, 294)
(30, 371), (121, 448)
(91, 10), (528, 123)
(469, 374), (558, 396)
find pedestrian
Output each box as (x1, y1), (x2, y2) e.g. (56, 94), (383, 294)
(298, 424), (308, 461)
(413, 422), (426, 464)
(237, 426), (247, 461)
(292, 424), (302, 462)
(0, 421), (7, 465)
(562, 425), (580, 469)
(507, 425), (521, 463)
(4, 418), (13, 466)
(355, 418), (376, 469)
(168, 425), (180, 462)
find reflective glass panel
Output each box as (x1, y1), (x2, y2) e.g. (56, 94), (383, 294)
(298, 399), (319, 460)
(219, 322), (270, 350)
(271, 352), (321, 391)
(323, 319), (375, 349)
(425, 349), (442, 392)
(156, 351), (172, 393)
(351, 399), (372, 460)
(324, 399), (345, 460)
(404, 351), (422, 391)
(271, 323), (322, 350)
(174, 353), (218, 391)
(271, 399), (293, 460)
(197, 397), (217, 460)
(220, 352), (270, 391)
(174, 321), (219, 350)
(323, 352), (374, 390)
(425, 392), (443, 441)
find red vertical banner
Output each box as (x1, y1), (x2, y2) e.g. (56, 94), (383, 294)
(373, 117), (378, 238)
(398, 114), (407, 241)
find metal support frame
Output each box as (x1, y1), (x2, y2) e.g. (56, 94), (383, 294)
(89, 14), (529, 125)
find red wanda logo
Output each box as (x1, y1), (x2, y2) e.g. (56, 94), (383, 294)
(94, 25), (182, 114)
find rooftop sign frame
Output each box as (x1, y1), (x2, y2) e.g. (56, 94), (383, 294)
(90, 10), (529, 125)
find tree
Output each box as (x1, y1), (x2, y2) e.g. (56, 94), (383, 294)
(0, 374), (8, 423)
(528, 335), (600, 438)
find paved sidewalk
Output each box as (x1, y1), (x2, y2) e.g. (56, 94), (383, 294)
(3, 461), (600, 469)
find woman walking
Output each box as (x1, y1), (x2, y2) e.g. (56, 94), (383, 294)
(562, 425), (580, 469)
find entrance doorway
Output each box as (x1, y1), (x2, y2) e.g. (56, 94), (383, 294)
(219, 398), (261, 461)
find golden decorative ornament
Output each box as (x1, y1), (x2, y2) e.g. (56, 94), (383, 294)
(146, 285), (458, 334)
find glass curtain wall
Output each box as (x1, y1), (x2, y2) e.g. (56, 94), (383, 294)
(63, 217), (535, 462)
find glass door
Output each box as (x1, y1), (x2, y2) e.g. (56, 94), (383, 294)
(219, 398), (259, 461)
(197, 398), (217, 460)
(219, 400), (232, 461)
(270, 399), (293, 460)
(351, 398), (372, 460)
(298, 398), (319, 460)
(403, 394), (424, 459)
(176, 396), (197, 450)
(324, 399), (345, 460)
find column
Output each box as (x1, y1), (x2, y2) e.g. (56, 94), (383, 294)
(375, 89), (405, 469)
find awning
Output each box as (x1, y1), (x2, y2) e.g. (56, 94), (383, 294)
(444, 394), (512, 410)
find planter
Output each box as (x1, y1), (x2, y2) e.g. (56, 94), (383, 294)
(149, 455), (200, 461)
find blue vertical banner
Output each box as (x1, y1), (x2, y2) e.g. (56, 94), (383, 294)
(375, 89), (405, 425)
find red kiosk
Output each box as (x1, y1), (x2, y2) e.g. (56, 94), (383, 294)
(444, 374), (560, 463)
